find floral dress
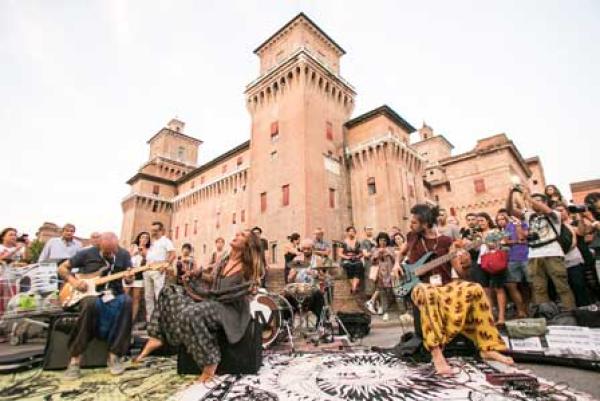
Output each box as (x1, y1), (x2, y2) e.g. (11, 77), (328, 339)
(147, 255), (251, 367)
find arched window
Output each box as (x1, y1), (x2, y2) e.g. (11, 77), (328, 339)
(367, 177), (376, 195)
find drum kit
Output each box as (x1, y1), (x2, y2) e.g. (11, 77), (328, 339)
(249, 265), (351, 352)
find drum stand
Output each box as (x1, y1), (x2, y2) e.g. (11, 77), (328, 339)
(312, 285), (353, 346)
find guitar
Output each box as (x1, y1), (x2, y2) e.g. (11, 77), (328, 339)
(393, 240), (481, 298)
(58, 262), (169, 308)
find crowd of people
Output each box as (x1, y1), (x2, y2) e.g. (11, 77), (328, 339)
(1, 184), (599, 379)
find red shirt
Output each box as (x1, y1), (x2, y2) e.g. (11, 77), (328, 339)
(406, 231), (453, 285)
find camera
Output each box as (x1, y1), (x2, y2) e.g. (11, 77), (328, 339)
(526, 232), (540, 243)
(567, 204), (588, 214)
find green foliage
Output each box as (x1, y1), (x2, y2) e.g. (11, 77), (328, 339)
(27, 239), (45, 263)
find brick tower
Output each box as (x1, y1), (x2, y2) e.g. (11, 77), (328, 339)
(120, 118), (202, 246)
(245, 13), (356, 250)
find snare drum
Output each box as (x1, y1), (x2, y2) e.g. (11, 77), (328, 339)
(250, 293), (294, 348)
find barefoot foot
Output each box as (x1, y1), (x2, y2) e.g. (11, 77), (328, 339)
(196, 364), (218, 383)
(135, 337), (163, 363)
(480, 350), (514, 366)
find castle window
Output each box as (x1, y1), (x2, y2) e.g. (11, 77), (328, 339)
(184, 223), (188, 237)
(367, 177), (377, 195)
(193, 220), (197, 235)
(200, 176), (205, 184)
(270, 150), (278, 161)
(232, 212), (236, 224)
(270, 121), (279, 140)
(216, 212), (220, 229)
(261, 192), (267, 213)
(533, 179), (539, 185)
(474, 178), (486, 194)
(270, 242), (277, 264)
(409, 184), (415, 198)
(222, 164), (227, 174)
(329, 188), (336, 208)
(177, 146), (185, 161)
(282, 185), (290, 207)
(203, 244), (206, 254)
(153, 185), (160, 195)
(326, 121), (333, 141)
(241, 209), (246, 223)
(191, 181), (195, 189)
(237, 157), (243, 166)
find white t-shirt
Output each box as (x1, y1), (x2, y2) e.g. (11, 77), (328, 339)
(0, 244), (24, 262)
(525, 210), (565, 259)
(146, 236), (175, 264)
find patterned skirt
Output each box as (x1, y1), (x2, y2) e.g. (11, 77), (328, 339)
(147, 285), (222, 367)
(411, 280), (507, 352)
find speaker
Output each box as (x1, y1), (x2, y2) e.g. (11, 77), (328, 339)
(43, 313), (109, 370)
(177, 319), (262, 375)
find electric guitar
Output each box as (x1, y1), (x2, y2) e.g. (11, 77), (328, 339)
(393, 240), (481, 298)
(58, 262), (169, 308)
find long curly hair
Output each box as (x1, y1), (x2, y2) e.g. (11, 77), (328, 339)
(241, 232), (263, 283)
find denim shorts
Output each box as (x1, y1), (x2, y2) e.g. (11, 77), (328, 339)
(506, 260), (529, 283)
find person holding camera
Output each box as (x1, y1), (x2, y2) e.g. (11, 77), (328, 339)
(497, 211), (530, 318)
(554, 203), (594, 307)
(507, 187), (575, 311)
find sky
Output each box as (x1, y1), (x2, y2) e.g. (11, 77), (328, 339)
(1, 0), (599, 238)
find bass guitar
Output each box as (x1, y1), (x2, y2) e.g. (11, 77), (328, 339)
(58, 262), (169, 308)
(394, 240), (481, 298)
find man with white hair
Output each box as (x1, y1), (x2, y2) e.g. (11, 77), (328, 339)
(57, 232), (134, 379)
(285, 238), (326, 324)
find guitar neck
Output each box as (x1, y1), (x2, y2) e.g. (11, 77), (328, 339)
(414, 241), (480, 276)
(93, 263), (164, 286)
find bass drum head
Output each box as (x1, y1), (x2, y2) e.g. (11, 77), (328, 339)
(250, 294), (293, 348)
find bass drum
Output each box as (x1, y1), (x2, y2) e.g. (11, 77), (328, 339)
(249, 293), (294, 348)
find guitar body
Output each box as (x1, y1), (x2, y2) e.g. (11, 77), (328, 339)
(58, 262), (167, 308)
(58, 272), (102, 308)
(394, 251), (434, 298)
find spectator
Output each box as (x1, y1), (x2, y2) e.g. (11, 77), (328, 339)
(555, 203), (594, 307)
(38, 223), (82, 263)
(460, 213), (480, 240)
(437, 208), (461, 240)
(313, 227), (332, 261)
(88, 232), (101, 248)
(366, 232), (403, 321)
(507, 187), (575, 311)
(471, 212), (508, 325)
(251, 226), (270, 287)
(497, 212), (530, 318)
(175, 243), (196, 285)
(544, 185), (564, 208)
(144, 221), (176, 322)
(361, 226), (378, 298)
(283, 233), (301, 284)
(125, 231), (150, 323)
(338, 226), (365, 294)
(0, 227), (26, 264)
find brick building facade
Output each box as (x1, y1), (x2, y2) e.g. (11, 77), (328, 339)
(120, 13), (544, 265)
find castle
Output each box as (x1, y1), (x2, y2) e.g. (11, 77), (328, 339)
(120, 13), (545, 266)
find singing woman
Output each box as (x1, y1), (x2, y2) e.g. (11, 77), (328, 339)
(135, 230), (261, 383)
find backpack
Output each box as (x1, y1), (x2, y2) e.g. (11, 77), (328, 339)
(546, 217), (574, 254)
